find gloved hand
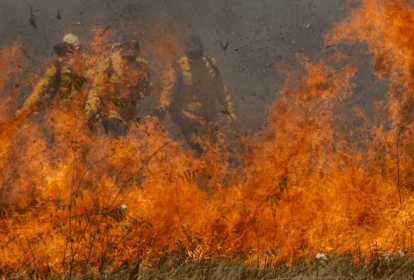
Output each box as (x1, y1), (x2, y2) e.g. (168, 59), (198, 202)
(88, 109), (101, 122)
(92, 112), (101, 122)
(86, 110), (103, 133)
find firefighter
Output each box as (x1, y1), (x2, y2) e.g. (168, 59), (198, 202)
(17, 34), (88, 117)
(85, 37), (153, 137)
(158, 35), (236, 154)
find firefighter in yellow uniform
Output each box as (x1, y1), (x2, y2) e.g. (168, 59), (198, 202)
(85, 37), (153, 137)
(159, 35), (236, 154)
(17, 34), (90, 117)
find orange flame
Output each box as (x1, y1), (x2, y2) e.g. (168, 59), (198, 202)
(3, 4), (414, 276)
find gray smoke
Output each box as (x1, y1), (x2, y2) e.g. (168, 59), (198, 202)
(0, 0), (391, 150)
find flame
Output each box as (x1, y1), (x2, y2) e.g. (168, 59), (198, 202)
(3, 2), (414, 276)
(141, 21), (183, 99)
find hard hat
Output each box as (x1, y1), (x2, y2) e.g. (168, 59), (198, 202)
(63, 34), (80, 47)
(185, 36), (203, 52)
(120, 36), (140, 56)
(184, 35), (203, 59)
(122, 36), (139, 49)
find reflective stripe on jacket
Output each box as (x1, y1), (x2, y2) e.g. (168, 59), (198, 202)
(21, 52), (93, 114)
(85, 50), (152, 121)
(23, 64), (58, 109)
(160, 56), (235, 121)
(85, 51), (123, 120)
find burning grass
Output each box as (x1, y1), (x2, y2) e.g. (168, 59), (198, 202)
(4, 0), (414, 279)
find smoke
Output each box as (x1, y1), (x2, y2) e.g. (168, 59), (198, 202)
(0, 0), (374, 138)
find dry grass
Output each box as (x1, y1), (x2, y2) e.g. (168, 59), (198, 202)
(6, 249), (414, 280)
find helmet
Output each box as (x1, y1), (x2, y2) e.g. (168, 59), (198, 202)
(184, 35), (203, 60)
(121, 36), (140, 57)
(63, 34), (80, 48)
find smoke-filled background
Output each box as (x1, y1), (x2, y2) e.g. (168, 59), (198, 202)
(0, 0), (383, 144)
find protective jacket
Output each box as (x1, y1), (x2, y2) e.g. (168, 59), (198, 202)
(20, 52), (92, 114)
(85, 47), (152, 122)
(160, 55), (235, 123)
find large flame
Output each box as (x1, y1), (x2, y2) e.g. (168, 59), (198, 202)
(2, 0), (414, 277)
